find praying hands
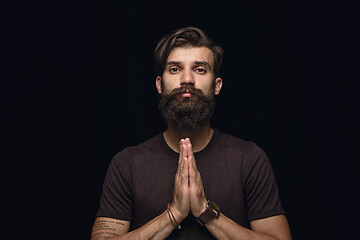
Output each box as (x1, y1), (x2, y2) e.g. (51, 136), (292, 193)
(169, 138), (208, 225)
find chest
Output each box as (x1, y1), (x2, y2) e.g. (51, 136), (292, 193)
(130, 153), (246, 227)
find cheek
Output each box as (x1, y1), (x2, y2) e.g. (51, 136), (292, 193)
(161, 82), (176, 94)
(196, 82), (214, 94)
(162, 78), (180, 93)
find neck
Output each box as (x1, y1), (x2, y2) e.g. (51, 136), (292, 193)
(163, 123), (214, 153)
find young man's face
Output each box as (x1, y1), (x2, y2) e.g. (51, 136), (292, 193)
(156, 46), (223, 130)
(156, 46), (222, 96)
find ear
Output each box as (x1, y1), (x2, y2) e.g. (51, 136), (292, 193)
(214, 77), (223, 95)
(155, 76), (162, 94)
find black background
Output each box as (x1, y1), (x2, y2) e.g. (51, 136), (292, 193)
(6, 0), (359, 239)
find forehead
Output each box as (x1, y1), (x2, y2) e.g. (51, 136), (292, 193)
(167, 47), (214, 66)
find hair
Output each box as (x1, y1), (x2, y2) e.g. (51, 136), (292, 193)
(153, 27), (224, 78)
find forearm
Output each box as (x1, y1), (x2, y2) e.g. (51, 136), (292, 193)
(125, 211), (177, 240)
(91, 210), (177, 240)
(205, 213), (285, 240)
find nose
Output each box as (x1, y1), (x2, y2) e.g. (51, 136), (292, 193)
(180, 68), (195, 85)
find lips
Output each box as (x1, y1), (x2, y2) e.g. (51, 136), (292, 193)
(181, 92), (192, 98)
(171, 86), (202, 99)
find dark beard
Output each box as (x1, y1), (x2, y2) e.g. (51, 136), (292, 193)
(158, 85), (215, 131)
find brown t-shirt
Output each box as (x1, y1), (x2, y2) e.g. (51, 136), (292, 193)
(96, 129), (285, 239)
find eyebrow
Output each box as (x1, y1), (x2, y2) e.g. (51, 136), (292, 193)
(194, 61), (210, 68)
(166, 61), (211, 68)
(166, 61), (181, 66)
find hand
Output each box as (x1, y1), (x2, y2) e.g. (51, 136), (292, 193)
(171, 138), (207, 221)
(171, 139), (191, 222)
(183, 138), (207, 218)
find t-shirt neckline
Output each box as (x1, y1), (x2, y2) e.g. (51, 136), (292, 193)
(159, 129), (219, 159)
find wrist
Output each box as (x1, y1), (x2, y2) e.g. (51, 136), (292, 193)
(168, 203), (186, 223)
(197, 200), (221, 226)
(193, 200), (208, 218)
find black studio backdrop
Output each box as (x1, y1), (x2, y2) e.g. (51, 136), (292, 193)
(6, 0), (359, 239)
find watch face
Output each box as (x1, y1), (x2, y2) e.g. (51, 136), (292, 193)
(209, 201), (220, 213)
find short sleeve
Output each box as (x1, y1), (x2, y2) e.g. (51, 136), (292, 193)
(243, 145), (285, 221)
(95, 150), (133, 221)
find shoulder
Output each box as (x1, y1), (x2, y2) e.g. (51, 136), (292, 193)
(215, 129), (258, 154)
(214, 130), (269, 166)
(111, 133), (164, 165)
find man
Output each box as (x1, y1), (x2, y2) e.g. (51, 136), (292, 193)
(91, 27), (291, 240)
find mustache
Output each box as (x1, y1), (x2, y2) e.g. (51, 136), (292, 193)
(168, 85), (205, 96)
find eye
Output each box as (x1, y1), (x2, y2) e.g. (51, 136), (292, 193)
(169, 67), (181, 73)
(195, 68), (207, 74)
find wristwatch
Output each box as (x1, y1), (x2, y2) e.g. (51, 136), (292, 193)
(197, 200), (220, 226)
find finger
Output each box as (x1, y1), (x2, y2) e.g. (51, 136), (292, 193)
(186, 142), (197, 184)
(181, 139), (189, 184)
(184, 156), (189, 187)
(181, 141), (190, 186)
(188, 154), (197, 184)
(186, 138), (198, 171)
(177, 139), (184, 181)
(182, 138), (188, 159)
(178, 140), (183, 167)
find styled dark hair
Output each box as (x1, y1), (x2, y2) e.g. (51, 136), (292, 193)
(153, 27), (223, 78)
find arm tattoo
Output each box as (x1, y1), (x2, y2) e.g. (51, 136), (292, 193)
(149, 230), (159, 240)
(92, 219), (124, 240)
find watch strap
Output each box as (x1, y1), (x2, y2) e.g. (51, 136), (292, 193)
(197, 201), (220, 226)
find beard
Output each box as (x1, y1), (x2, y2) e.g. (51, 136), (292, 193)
(158, 85), (216, 131)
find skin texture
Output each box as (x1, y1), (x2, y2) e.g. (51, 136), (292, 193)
(156, 47), (222, 154)
(156, 46), (222, 97)
(172, 138), (207, 220)
(91, 46), (292, 240)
